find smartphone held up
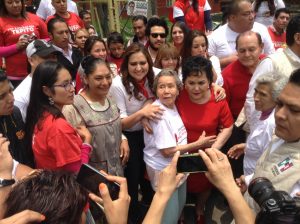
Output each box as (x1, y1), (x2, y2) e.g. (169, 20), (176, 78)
(177, 153), (208, 173)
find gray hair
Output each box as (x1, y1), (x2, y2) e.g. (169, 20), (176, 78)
(153, 69), (182, 97)
(256, 72), (288, 100)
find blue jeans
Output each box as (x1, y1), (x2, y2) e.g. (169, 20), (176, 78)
(161, 181), (187, 224)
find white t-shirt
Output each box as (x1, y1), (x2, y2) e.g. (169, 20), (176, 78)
(143, 100), (187, 171)
(13, 75), (32, 122)
(208, 22), (275, 59)
(173, 0), (211, 18)
(210, 55), (223, 86)
(109, 75), (154, 132)
(243, 110), (275, 175)
(253, 0), (285, 27)
(36, 0), (78, 20)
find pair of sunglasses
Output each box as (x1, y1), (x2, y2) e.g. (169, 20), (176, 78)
(150, 33), (167, 38)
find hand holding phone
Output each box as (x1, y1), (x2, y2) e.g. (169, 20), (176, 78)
(76, 164), (120, 200)
(177, 153), (208, 173)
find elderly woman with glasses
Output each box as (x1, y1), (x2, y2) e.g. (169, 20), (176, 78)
(24, 61), (92, 172)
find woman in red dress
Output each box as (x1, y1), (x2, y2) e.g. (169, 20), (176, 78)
(177, 56), (233, 223)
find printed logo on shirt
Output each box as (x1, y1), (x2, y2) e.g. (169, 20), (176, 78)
(271, 157), (294, 176)
(8, 25), (35, 35)
(69, 25), (81, 32)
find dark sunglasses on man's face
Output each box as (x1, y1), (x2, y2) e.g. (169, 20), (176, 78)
(150, 33), (167, 38)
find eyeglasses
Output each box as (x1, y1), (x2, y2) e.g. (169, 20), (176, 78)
(150, 33), (167, 38)
(53, 81), (75, 91)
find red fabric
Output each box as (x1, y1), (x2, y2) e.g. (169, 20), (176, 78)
(137, 77), (149, 99)
(75, 72), (82, 93)
(174, 0), (206, 31)
(0, 13), (48, 78)
(32, 112), (82, 170)
(176, 89), (233, 192)
(222, 60), (252, 119)
(267, 26), (286, 50)
(222, 55), (265, 119)
(107, 55), (123, 74)
(46, 12), (84, 33)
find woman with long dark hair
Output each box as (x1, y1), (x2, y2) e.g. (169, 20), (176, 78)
(0, 0), (48, 87)
(253, 0), (285, 27)
(24, 61), (92, 171)
(110, 43), (164, 223)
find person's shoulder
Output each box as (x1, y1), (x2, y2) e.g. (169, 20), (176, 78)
(252, 22), (268, 32)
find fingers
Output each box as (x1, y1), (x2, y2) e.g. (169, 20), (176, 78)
(99, 183), (112, 205)
(0, 210), (45, 224)
(170, 151), (180, 169)
(89, 193), (103, 205)
(105, 175), (128, 199)
(199, 149), (213, 171)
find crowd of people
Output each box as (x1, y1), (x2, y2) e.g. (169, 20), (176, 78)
(0, 0), (300, 223)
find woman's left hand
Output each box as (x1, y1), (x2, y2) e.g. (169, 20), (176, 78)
(76, 125), (92, 144)
(212, 83), (226, 102)
(120, 139), (130, 166)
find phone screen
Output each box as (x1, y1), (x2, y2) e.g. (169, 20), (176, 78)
(77, 164), (120, 200)
(177, 153), (208, 173)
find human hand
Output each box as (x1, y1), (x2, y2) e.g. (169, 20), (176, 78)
(199, 148), (237, 195)
(156, 151), (185, 199)
(0, 135), (13, 179)
(236, 175), (247, 194)
(16, 35), (29, 50)
(89, 175), (130, 224)
(227, 143), (246, 159)
(196, 131), (217, 148)
(142, 118), (153, 134)
(120, 139), (130, 166)
(76, 125), (92, 144)
(0, 210), (45, 224)
(142, 104), (164, 121)
(212, 83), (226, 102)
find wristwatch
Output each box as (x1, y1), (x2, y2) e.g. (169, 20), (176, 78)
(0, 178), (15, 187)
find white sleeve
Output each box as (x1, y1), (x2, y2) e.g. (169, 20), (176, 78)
(290, 180), (300, 198)
(208, 34), (217, 56)
(210, 56), (223, 86)
(204, 0), (211, 11)
(245, 58), (274, 131)
(245, 173), (254, 187)
(276, 0), (285, 9)
(36, 0), (47, 20)
(69, 1), (79, 15)
(173, 6), (184, 18)
(110, 81), (128, 118)
(152, 117), (177, 150)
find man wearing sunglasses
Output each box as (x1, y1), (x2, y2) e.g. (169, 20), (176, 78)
(145, 17), (169, 62)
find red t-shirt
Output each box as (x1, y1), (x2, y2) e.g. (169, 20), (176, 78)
(267, 26), (286, 50)
(32, 112), (82, 170)
(176, 88), (233, 192)
(46, 12), (84, 34)
(0, 13), (48, 78)
(107, 55), (123, 74)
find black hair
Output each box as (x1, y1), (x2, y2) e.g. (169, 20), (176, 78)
(274, 8), (290, 19)
(145, 17), (169, 37)
(0, 0), (26, 18)
(84, 36), (107, 56)
(24, 61), (66, 167)
(47, 17), (68, 34)
(227, 0), (251, 16)
(0, 69), (8, 83)
(79, 9), (91, 20)
(182, 56), (213, 85)
(107, 31), (124, 47)
(289, 68), (300, 87)
(4, 170), (88, 224)
(286, 15), (300, 46)
(254, 0), (275, 16)
(132, 15), (147, 25)
(81, 55), (110, 77)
